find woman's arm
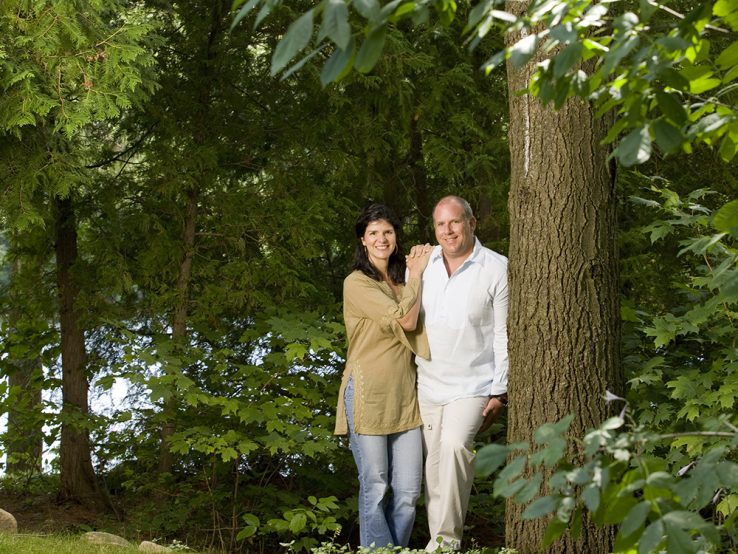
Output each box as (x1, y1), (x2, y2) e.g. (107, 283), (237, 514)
(396, 244), (432, 331)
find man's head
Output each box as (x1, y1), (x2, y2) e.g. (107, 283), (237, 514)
(433, 196), (476, 261)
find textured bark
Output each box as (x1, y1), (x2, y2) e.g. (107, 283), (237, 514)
(55, 197), (104, 507)
(504, 2), (623, 551)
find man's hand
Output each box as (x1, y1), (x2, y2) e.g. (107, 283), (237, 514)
(478, 395), (506, 434)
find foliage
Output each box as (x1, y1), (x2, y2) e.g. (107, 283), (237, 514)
(466, 0), (738, 165)
(0, 0), (158, 226)
(477, 406), (738, 554)
(477, 192), (738, 553)
(622, 185), (738, 476)
(235, 0), (738, 167)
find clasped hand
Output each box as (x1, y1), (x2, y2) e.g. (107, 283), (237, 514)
(406, 243), (433, 275)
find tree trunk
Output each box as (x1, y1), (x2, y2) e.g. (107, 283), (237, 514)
(503, 2), (623, 551)
(55, 196), (104, 507)
(406, 112), (433, 243)
(158, 188), (198, 474)
(5, 258), (44, 475)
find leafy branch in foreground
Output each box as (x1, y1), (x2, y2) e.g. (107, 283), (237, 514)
(476, 402), (738, 554)
(231, 0), (738, 165)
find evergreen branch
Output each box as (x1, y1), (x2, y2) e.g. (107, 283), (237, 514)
(86, 123), (157, 169)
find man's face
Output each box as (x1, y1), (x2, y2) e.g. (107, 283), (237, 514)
(433, 201), (476, 260)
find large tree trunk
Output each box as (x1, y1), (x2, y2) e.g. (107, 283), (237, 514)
(5, 258), (44, 475)
(55, 196), (104, 507)
(503, 3), (623, 552)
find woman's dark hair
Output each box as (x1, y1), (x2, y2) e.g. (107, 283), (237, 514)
(352, 203), (406, 284)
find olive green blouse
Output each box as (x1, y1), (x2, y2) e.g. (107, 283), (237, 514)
(334, 270), (430, 436)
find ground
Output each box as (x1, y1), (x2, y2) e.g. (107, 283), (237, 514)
(0, 489), (116, 534)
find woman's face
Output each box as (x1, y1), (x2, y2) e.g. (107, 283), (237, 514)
(361, 219), (397, 267)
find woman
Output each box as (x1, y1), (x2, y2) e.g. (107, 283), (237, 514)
(334, 203), (432, 548)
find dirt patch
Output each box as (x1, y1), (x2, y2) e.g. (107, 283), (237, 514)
(0, 490), (107, 534)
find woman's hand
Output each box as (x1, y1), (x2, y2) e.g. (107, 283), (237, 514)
(406, 243), (433, 278)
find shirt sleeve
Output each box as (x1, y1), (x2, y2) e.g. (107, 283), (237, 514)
(488, 266), (509, 396)
(344, 273), (428, 357)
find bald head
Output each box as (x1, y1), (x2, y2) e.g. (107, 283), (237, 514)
(433, 196), (476, 262)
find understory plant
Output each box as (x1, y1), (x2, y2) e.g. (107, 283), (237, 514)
(477, 188), (738, 553)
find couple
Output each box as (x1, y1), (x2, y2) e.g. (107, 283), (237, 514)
(334, 196), (509, 552)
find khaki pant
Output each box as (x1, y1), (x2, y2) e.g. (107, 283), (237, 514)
(420, 396), (488, 552)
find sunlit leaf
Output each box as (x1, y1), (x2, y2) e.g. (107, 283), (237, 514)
(271, 10), (314, 76)
(617, 125), (652, 166)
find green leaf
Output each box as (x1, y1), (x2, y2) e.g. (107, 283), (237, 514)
(354, 26), (386, 73)
(231, 0), (261, 30)
(389, 2), (417, 22)
(515, 473), (543, 504)
(617, 125), (652, 166)
(716, 40), (738, 69)
(582, 484), (600, 512)
(714, 0), (738, 31)
(465, 0), (493, 33)
(271, 10), (314, 76)
(553, 42), (583, 79)
(476, 443), (511, 476)
(289, 512), (307, 533)
(619, 501), (651, 539)
(353, 0), (380, 21)
(712, 199), (738, 237)
(522, 496), (559, 519)
(655, 90), (687, 125)
(319, 0), (351, 49)
(379, 0), (404, 19)
(604, 495), (637, 525)
(718, 134), (737, 161)
(509, 34), (538, 69)
(281, 46), (324, 80)
(482, 50), (506, 74)
(639, 519), (665, 554)
(236, 525), (257, 539)
(664, 522), (696, 554)
(681, 67), (721, 94)
(542, 517), (568, 547)
(320, 39), (355, 86)
(690, 113), (728, 138)
(652, 119), (683, 154)
(659, 68), (691, 91)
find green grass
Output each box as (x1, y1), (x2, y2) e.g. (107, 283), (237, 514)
(0, 533), (202, 554)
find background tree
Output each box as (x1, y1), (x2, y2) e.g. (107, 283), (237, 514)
(0, 0), (156, 506)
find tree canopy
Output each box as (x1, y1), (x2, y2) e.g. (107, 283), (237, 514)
(0, 0), (736, 552)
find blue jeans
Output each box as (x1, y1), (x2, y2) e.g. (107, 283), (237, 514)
(344, 377), (423, 548)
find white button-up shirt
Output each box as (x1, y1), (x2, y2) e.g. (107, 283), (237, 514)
(416, 238), (508, 405)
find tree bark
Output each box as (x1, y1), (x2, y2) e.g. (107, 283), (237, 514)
(55, 196), (104, 508)
(156, 0), (226, 473)
(504, 2), (623, 551)
(406, 112), (433, 243)
(158, 188), (198, 474)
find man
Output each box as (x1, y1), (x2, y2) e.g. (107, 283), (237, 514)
(416, 195), (508, 552)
